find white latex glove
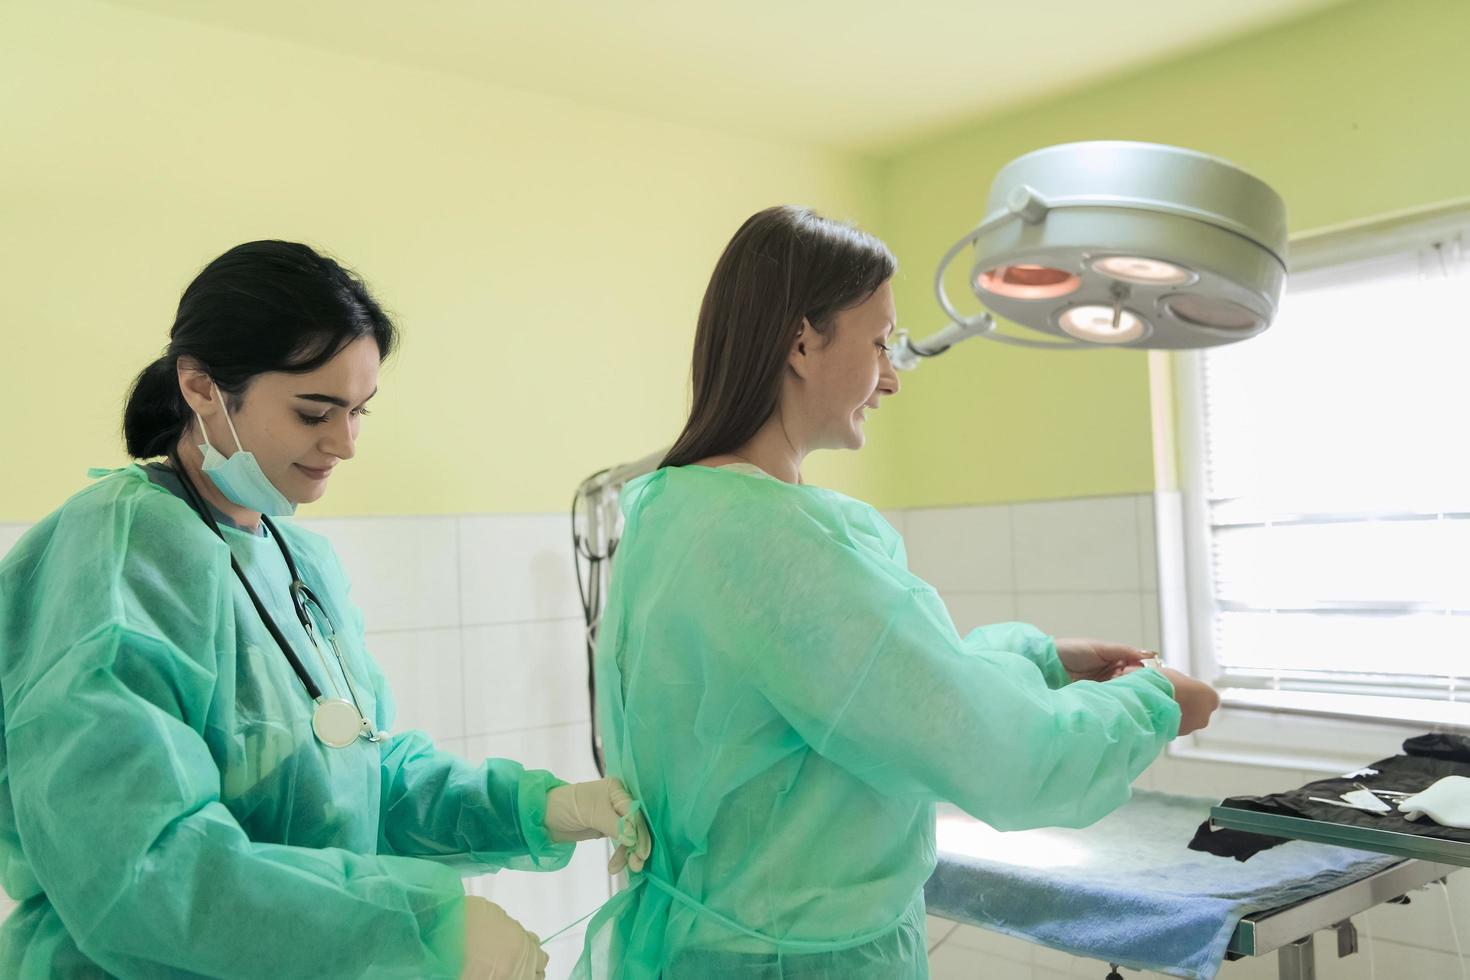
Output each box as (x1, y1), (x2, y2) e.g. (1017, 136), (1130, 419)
(544, 777), (653, 874)
(461, 897), (547, 980)
(1398, 775), (1470, 828)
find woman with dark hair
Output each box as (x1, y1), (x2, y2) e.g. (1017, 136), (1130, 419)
(0, 241), (647, 980)
(574, 206), (1219, 978)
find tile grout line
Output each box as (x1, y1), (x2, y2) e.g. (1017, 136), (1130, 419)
(1005, 501), (1019, 612)
(1134, 496), (1146, 649)
(365, 615), (584, 639)
(1135, 494), (1150, 646)
(459, 719), (594, 742)
(945, 588), (1151, 597)
(455, 515), (470, 752)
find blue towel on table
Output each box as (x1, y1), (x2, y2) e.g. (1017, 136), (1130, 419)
(924, 789), (1401, 979)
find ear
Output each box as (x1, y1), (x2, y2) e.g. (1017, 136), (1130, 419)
(786, 318), (812, 380)
(176, 356), (221, 417)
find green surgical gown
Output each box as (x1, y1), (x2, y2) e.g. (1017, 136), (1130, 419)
(0, 465), (573, 978)
(572, 465), (1181, 979)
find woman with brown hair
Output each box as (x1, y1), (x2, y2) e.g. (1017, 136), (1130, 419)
(572, 206), (1219, 979)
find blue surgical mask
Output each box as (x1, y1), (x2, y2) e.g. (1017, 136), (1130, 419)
(197, 385), (296, 516)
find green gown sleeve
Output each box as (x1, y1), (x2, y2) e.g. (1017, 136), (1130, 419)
(717, 512), (1180, 833)
(373, 727), (574, 871)
(323, 549), (575, 873)
(2, 495), (467, 978)
(964, 621), (1072, 689)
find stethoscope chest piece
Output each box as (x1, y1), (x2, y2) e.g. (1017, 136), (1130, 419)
(313, 698), (368, 749)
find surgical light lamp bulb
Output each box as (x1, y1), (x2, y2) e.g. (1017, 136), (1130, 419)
(1164, 293), (1263, 331)
(1057, 305), (1147, 344)
(976, 264), (1081, 300)
(1091, 255), (1194, 285)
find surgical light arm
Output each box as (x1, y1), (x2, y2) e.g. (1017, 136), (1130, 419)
(888, 317), (995, 371)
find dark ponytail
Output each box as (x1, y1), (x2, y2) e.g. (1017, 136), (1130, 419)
(122, 241), (397, 459)
(123, 358), (192, 458)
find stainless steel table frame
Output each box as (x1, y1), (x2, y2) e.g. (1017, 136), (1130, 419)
(1224, 859), (1456, 980)
(1203, 804), (1470, 978)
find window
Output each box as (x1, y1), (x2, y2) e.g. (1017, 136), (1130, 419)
(1177, 205), (1470, 733)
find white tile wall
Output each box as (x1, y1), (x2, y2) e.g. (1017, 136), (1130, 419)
(306, 515), (461, 632)
(905, 505), (1015, 593)
(1135, 496), (1159, 593)
(457, 515), (584, 626)
(905, 497), (1159, 650)
(944, 592), (1019, 635)
(1011, 496), (1142, 593)
(365, 626), (466, 738)
(1014, 591), (1147, 648)
(463, 722), (601, 787)
(462, 619), (590, 735)
(0, 523), (28, 560)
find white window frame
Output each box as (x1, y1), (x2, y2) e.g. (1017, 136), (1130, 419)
(1159, 201), (1470, 771)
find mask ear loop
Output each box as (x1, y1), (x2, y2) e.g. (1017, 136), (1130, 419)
(194, 413), (216, 454)
(210, 382), (246, 454)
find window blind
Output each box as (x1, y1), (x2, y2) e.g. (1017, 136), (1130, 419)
(1198, 228), (1470, 706)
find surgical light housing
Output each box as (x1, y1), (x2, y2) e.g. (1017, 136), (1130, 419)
(930, 141), (1287, 351)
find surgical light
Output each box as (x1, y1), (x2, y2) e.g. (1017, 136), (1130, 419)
(891, 140), (1287, 365)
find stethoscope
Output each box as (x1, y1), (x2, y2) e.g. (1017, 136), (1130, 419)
(169, 458), (385, 749)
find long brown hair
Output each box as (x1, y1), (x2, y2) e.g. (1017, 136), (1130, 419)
(661, 206), (896, 469)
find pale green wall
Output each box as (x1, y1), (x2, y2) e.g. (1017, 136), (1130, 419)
(3, 0), (1466, 520)
(0, 0), (880, 521)
(870, 0), (1470, 508)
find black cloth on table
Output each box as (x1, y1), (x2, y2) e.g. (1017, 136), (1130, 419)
(1188, 734), (1470, 862)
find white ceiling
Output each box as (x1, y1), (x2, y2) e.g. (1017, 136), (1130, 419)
(105, 0), (1348, 151)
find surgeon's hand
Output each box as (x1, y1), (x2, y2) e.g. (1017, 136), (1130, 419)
(461, 897), (547, 980)
(1054, 637), (1153, 683)
(544, 777), (653, 874)
(1157, 667), (1222, 736)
